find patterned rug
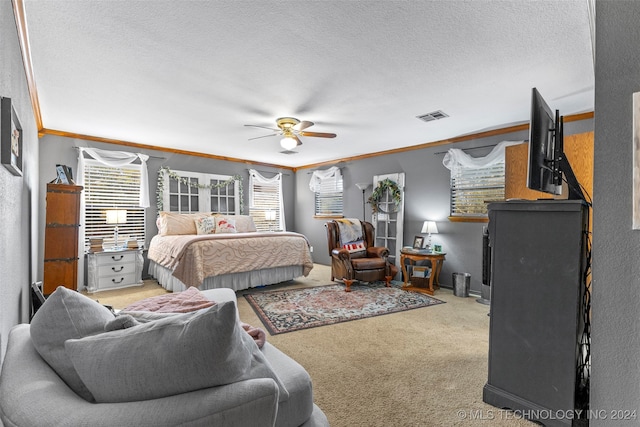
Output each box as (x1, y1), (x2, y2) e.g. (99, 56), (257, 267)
(244, 281), (445, 334)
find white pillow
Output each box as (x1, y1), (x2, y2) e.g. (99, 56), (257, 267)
(225, 215), (258, 233)
(65, 301), (288, 403)
(157, 212), (211, 236)
(215, 216), (237, 233)
(195, 216), (216, 235)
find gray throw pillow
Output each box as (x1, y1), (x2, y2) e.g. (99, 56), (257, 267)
(29, 286), (115, 402)
(65, 301), (289, 403)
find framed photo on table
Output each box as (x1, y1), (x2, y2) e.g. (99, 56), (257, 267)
(412, 235), (424, 249)
(1, 97), (23, 176)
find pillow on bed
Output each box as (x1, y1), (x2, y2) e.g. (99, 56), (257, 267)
(215, 216), (237, 233)
(157, 212), (212, 236)
(195, 216), (216, 235)
(228, 215), (258, 233)
(212, 215), (257, 233)
(65, 301), (289, 403)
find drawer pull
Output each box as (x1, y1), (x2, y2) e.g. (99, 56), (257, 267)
(111, 266), (124, 272)
(111, 255), (124, 261)
(112, 277), (125, 284)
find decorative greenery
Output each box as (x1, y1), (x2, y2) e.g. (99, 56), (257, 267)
(367, 178), (402, 213)
(156, 166), (243, 214)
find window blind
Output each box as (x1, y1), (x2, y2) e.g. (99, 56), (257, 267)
(450, 162), (505, 216)
(83, 161), (145, 248)
(314, 176), (343, 217)
(249, 179), (282, 231)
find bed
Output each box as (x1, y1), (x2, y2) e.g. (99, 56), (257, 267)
(147, 212), (314, 292)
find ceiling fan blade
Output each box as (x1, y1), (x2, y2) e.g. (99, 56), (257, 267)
(248, 133), (279, 141)
(294, 135), (303, 146)
(299, 131), (336, 138)
(293, 120), (314, 131)
(244, 124), (280, 132)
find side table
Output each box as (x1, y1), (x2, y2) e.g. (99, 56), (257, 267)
(86, 248), (144, 293)
(400, 250), (446, 295)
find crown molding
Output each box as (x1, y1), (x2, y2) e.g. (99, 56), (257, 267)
(12, 0), (43, 131)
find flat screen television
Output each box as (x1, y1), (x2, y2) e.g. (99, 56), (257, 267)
(526, 88), (586, 201)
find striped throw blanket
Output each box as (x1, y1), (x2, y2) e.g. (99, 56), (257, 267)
(336, 218), (365, 253)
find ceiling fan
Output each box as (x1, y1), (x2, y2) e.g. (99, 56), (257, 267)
(244, 117), (336, 150)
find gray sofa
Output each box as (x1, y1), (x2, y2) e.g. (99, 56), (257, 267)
(0, 288), (329, 427)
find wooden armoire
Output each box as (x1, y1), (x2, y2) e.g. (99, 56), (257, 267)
(43, 183), (83, 295)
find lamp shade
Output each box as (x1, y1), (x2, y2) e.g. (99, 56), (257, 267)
(421, 220), (438, 234)
(106, 209), (127, 224)
(355, 182), (369, 191)
(280, 136), (297, 150)
(264, 210), (277, 221)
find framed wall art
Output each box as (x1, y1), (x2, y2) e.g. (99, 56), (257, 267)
(1, 97), (23, 176)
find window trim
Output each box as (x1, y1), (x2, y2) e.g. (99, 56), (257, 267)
(161, 169), (240, 215)
(448, 161), (506, 220)
(82, 159), (146, 249)
(248, 171), (284, 232)
(310, 168), (343, 217)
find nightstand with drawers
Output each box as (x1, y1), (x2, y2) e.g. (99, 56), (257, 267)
(86, 249), (143, 293)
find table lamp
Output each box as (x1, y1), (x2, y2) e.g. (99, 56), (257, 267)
(421, 220), (439, 250)
(106, 209), (127, 249)
(264, 210), (277, 231)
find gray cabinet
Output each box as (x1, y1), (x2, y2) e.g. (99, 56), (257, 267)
(483, 200), (590, 427)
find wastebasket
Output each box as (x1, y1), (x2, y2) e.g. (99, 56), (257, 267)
(452, 272), (471, 297)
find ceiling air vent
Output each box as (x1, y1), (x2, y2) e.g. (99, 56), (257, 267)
(417, 110), (449, 123)
(280, 150), (298, 155)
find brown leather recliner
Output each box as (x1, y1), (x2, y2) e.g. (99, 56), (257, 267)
(325, 220), (398, 292)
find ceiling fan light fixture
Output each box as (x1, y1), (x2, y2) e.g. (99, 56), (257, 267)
(280, 136), (297, 150)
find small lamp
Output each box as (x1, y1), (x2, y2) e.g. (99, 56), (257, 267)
(106, 209), (127, 249)
(421, 220), (439, 250)
(264, 210), (277, 231)
(355, 183), (369, 221)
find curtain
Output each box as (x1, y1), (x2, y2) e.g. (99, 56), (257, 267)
(77, 147), (150, 207)
(442, 140), (523, 172)
(248, 169), (285, 231)
(309, 166), (341, 192)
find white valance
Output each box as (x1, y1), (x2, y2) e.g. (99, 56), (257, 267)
(309, 166), (341, 192)
(442, 141), (523, 173)
(77, 147), (150, 208)
(248, 169), (282, 207)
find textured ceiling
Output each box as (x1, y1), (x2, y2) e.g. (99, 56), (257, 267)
(22, 0), (594, 168)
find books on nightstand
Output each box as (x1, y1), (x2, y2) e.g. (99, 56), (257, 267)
(89, 238), (103, 253)
(412, 266), (432, 278)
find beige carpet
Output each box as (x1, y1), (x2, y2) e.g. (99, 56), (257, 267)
(86, 265), (535, 427)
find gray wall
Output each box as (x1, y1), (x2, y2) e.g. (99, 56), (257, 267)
(40, 118), (592, 297)
(0, 0), (40, 362)
(38, 135), (297, 288)
(294, 119), (593, 294)
(592, 1), (640, 424)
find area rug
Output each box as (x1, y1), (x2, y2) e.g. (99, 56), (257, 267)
(244, 281), (445, 334)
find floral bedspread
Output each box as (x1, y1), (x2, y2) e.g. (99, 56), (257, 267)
(148, 232), (313, 287)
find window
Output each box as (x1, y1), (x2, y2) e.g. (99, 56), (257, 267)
(161, 169), (240, 215)
(443, 141), (521, 219)
(248, 169), (284, 231)
(309, 166), (343, 217)
(449, 163), (505, 217)
(83, 160), (146, 248)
